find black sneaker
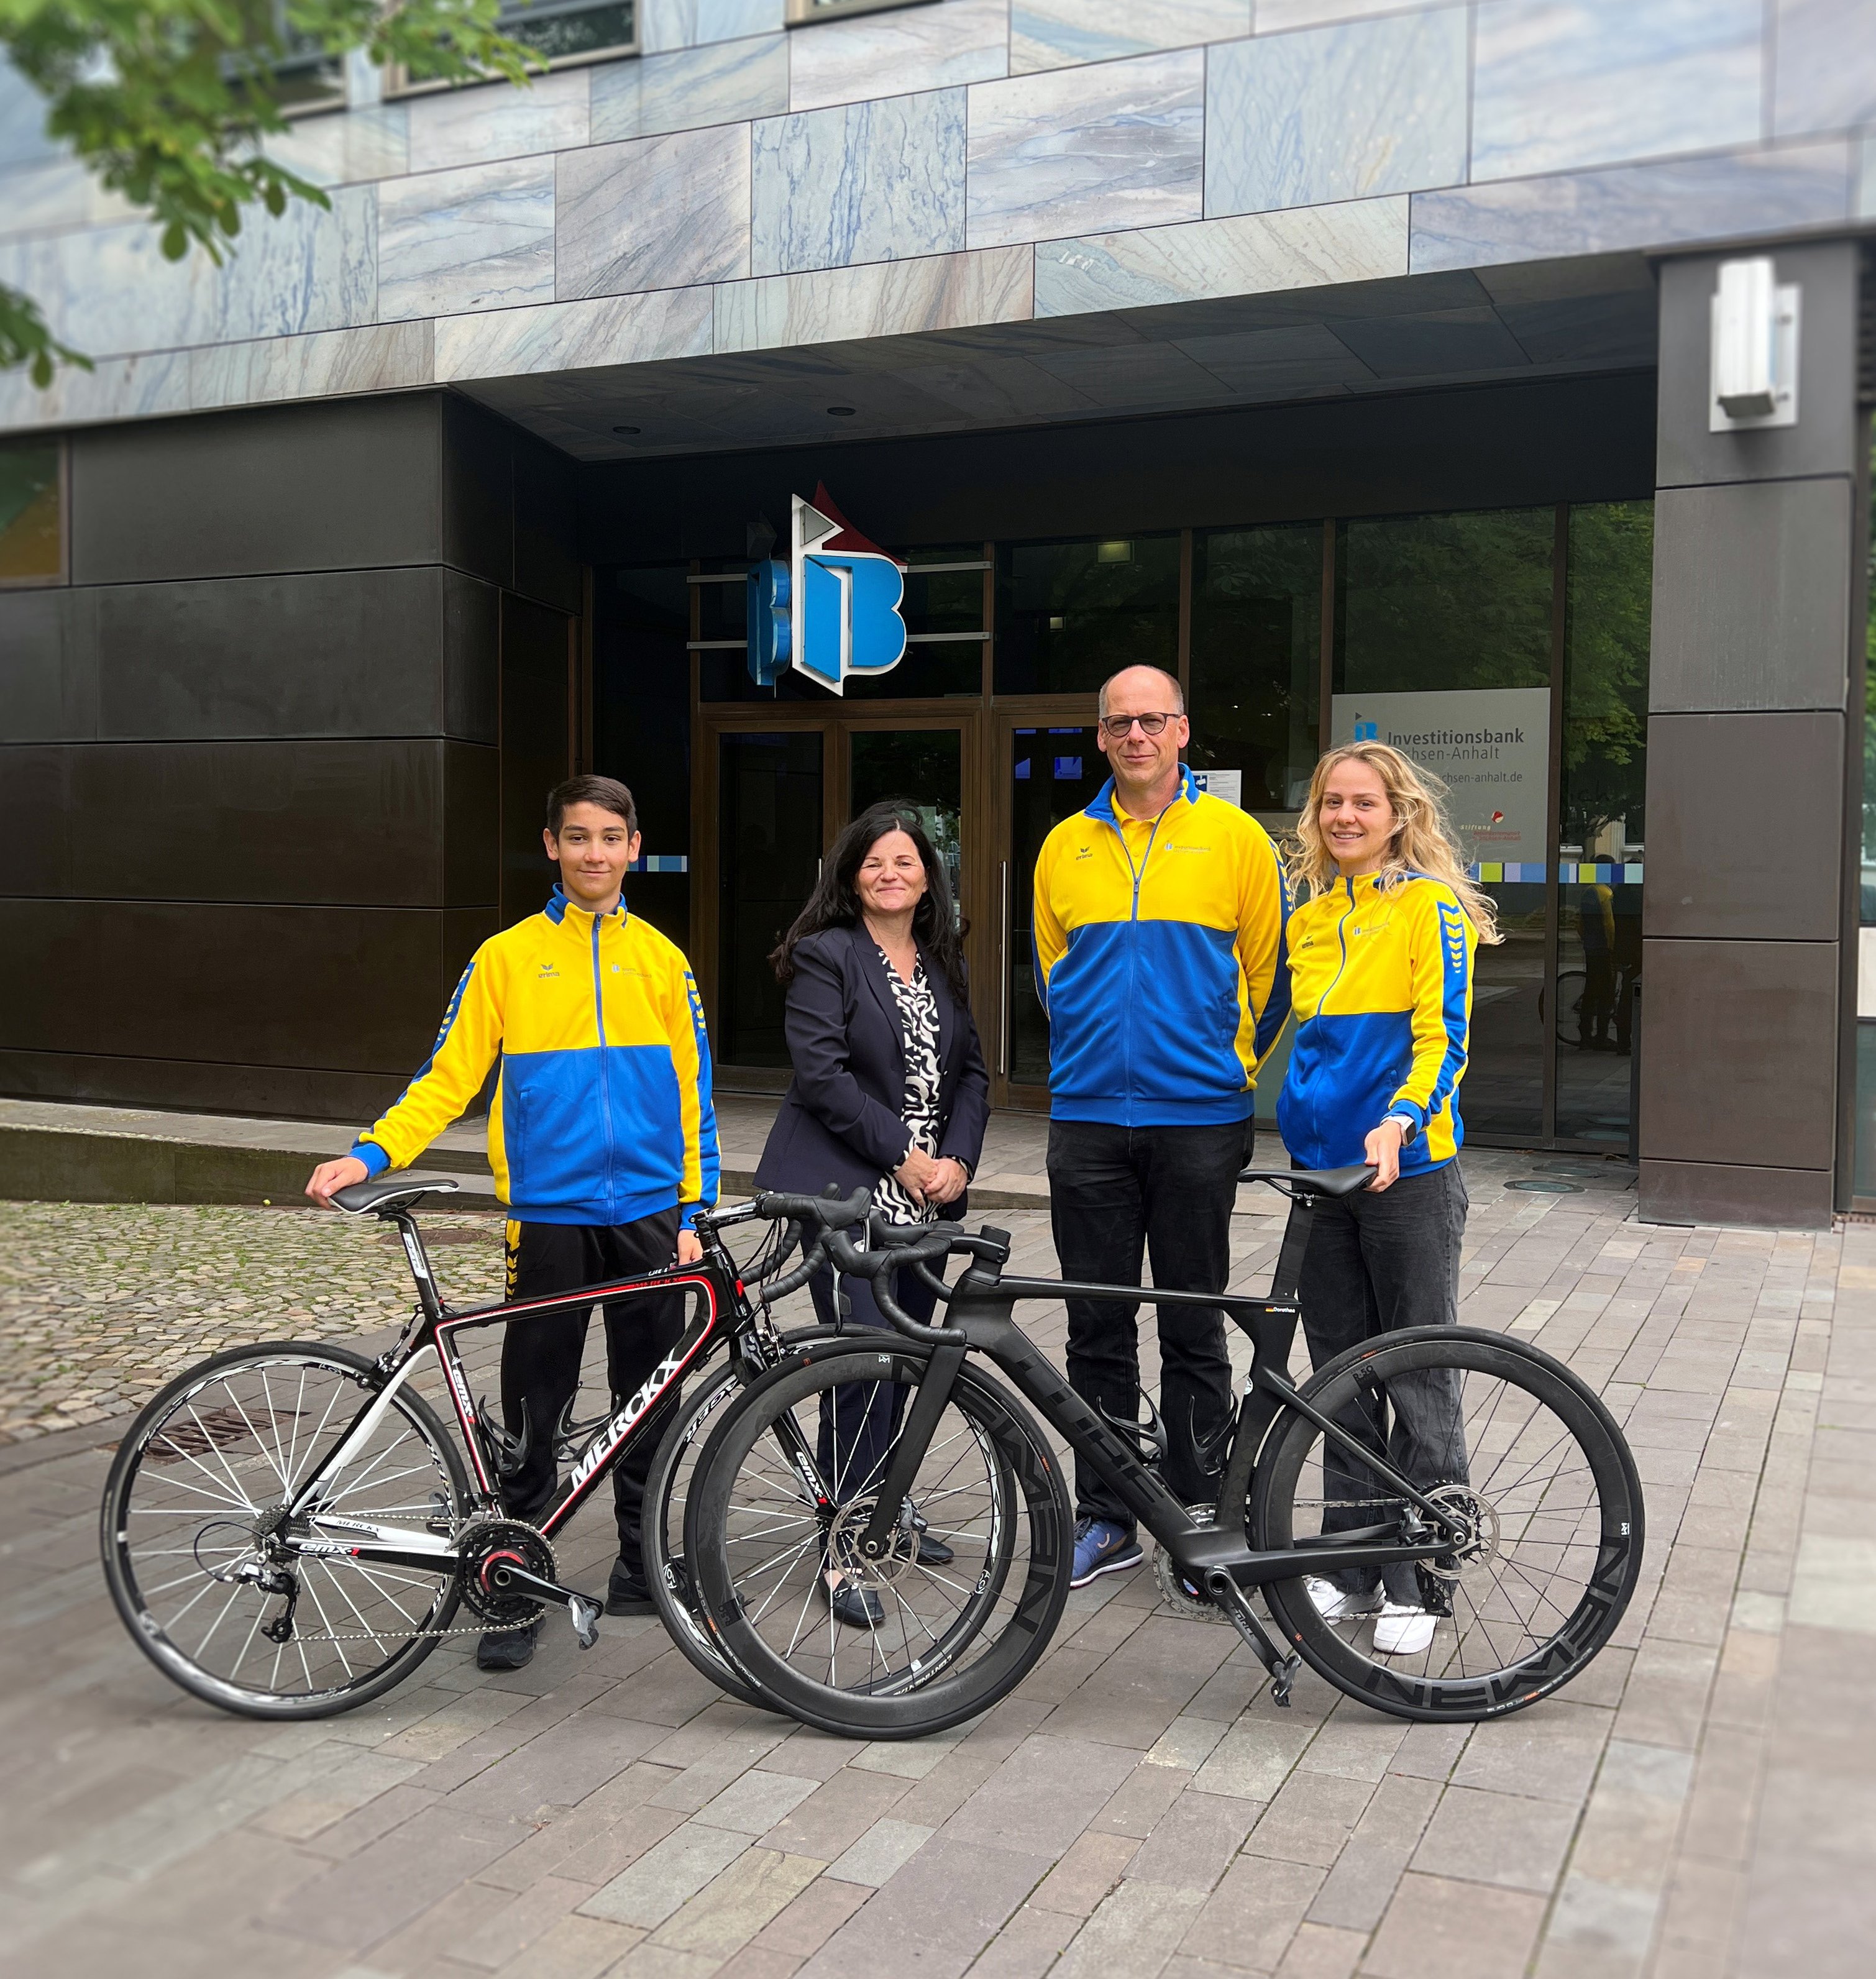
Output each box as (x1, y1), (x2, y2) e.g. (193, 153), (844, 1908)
(606, 1560), (657, 1616)
(476, 1618), (541, 1671)
(908, 1503), (954, 1567)
(828, 1578), (885, 1629)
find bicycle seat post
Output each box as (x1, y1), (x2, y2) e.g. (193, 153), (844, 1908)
(1268, 1197), (1316, 1305)
(386, 1207), (446, 1326)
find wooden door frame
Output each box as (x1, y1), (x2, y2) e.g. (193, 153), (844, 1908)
(692, 701), (987, 1067)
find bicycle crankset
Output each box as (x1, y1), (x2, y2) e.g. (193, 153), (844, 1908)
(1153, 1504), (1228, 1623)
(457, 1518), (602, 1648)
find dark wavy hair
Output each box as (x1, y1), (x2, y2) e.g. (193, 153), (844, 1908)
(771, 801), (969, 1007)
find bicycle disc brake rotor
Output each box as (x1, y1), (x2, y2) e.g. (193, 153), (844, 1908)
(1153, 1504), (1226, 1622)
(459, 1517), (556, 1627)
(1419, 1484), (1501, 1582)
(825, 1499), (917, 1591)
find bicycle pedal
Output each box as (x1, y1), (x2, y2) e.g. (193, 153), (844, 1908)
(1206, 1570), (1302, 1709)
(566, 1591), (602, 1651)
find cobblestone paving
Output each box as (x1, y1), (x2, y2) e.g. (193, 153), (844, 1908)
(2, 1151), (1870, 1978)
(0, 1203), (510, 1441)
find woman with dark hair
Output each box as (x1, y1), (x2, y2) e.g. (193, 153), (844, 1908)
(756, 800), (991, 1626)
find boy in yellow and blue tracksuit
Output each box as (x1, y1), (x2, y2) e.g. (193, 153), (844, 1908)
(1279, 866), (1477, 1612)
(334, 775), (717, 1659)
(1034, 754), (1290, 1573)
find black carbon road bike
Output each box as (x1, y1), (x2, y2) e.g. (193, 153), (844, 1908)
(679, 1165), (1647, 1739)
(99, 1174), (867, 1719)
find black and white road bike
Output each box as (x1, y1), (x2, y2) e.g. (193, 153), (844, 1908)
(100, 1176), (875, 1719)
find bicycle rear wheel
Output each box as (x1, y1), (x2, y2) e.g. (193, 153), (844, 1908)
(101, 1342), (470, 1719)
(685, 1338), (1071, 1739)
(1245, 1327), (1643, 1722)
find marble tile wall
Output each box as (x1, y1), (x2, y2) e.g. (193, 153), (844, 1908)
(1206, 8), (1468, 215)
(556, 124), (752, 298)
(751, 89), (965, 274)
(967, 49), (1206, 249)
(3, 0), (1876, 434)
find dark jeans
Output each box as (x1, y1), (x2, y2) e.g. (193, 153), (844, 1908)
(1047, 1117), (1248, 1527)
(1297, 1159), (1470, 1604)
(500, 1208), (684, 1578)
(807, 1251), (940, 1501)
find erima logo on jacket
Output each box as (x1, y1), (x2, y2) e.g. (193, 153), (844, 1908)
(1032, 767), (1292, 1128)
(1278, 870), (1478, 1175)
(350, 887), (720, 1228)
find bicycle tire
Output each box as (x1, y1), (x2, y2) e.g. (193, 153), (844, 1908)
(102, 1341), (470, 1720)
(641, 1322), (843, 1712)
(685, 1337), (1072, 1740)
(1553, 969), (1586, 1044)
(1238, 1326), (1643, 1723)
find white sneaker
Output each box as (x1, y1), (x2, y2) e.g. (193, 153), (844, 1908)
(1306, 1576), (1382, 1621)
(1373, 1602), (1436, 1655)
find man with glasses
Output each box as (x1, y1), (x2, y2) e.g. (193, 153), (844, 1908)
(1033, 665), (1291, 1586)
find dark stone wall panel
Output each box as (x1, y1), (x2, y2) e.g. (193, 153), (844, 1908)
(1644, 711), (1844, 940)
(1655, 245), (1865, 490)
(93, 567), (449, 740)
(515, 430), (582, 615)
(0, 740), (451, 905)
(1649, 478), (1852, 713)
(444, 572), (500, 744)
(1638, 1158), (1833, 1230)
(444, 743), (500, 908)
(1637, 938), (1837, 1170)
(71, 395), (443, 584)
(442, 394), (514, 592)
(0, 587), (98, 741)
(0, 900), (451, 1074)
(0, 1048), (404, 1125)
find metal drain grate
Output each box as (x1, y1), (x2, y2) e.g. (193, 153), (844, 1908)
(1505, 1178), (1586, 1194)
(144, 1403), (301, 1466)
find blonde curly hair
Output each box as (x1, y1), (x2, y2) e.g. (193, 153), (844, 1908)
(1288, 741), (1503, 944)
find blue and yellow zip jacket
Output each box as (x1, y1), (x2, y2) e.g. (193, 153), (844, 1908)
(1033, 767), (1291, 1125)
(1278, 870), (1478, 1175)
(350, 887), (719, 1228)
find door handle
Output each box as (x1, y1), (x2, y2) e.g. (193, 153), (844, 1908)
(999, 860), (1010, 1078)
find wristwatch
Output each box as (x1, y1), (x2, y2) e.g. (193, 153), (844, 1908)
(1381, 1112), (1419, 1146)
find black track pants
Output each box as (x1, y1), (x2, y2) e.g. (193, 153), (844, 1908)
(499, 1209), (684, 1575)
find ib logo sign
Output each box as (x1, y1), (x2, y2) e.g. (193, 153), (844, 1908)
(1352, 717), (1379, 741)
(747, 485), (907, 695)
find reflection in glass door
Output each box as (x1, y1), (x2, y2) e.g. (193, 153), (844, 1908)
(850, 728), (964, 923)
(718, 732), (823, 1066)
(1002, 723), (1099, 1096)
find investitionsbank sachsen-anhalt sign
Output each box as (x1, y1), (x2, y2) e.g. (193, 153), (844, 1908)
(1330, 688), (1551, 866)
(747, 487), (908, 695)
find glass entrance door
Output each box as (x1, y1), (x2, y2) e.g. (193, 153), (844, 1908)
(997, 718), (1100, 1105)
(705, 717), (978, 1073)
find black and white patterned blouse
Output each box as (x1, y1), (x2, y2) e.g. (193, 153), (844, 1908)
(872, 949), (943, 1226)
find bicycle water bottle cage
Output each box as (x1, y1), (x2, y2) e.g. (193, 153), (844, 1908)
(552, 1395), (612, 1461)
(1098, 1394), (1168, 1468)
(482, 1397), (533, 1481)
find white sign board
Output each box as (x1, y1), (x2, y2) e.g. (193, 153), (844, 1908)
(1189, 768), (1242, 807)
(1329, 689), (1550, 865)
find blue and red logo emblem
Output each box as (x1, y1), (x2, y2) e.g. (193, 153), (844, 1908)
(747, 485), (907, 695)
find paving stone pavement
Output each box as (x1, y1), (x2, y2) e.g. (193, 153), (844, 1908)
(1, 1146), (1870, 1978)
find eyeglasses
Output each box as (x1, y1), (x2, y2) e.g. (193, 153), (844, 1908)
(1097, 712), (1178, 739)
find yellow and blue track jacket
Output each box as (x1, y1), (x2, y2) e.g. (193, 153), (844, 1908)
(1033, 767), (1291, 1126)
(350, 887), (719, 1228)
(1278, 871), (1478, 1176)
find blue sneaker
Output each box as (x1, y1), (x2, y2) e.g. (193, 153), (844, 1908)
(1071, 1517), (1143, 1588)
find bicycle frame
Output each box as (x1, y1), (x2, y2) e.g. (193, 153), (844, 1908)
(276, 1209), (762, 1579)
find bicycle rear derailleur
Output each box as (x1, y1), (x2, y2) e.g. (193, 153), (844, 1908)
(457, 1517), (602, 1650)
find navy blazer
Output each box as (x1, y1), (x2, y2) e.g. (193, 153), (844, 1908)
(755, 923), (991, 1204)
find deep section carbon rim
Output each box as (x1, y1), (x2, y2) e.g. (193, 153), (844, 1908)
(686, 1340), (1071, 1739)
(1251, 1328), (1643, 1721)
(102, 1343), (469, 1719)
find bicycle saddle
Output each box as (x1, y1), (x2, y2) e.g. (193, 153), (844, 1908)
(330, 1173), (462, 1215)
(1238, 1164), (1375, 1199)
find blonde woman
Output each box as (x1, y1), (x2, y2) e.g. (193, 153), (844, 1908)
(1278, 741), (1501, 1656)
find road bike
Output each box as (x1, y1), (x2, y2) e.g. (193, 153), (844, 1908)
(99, 1173), (868, 1719)
(679, 1164), (1647, 1739)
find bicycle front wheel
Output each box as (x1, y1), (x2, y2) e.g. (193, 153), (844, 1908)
(685, 1338), (1071, 1739)
(101, 1342), (470, 1719)
(1249, 1327), (1644, 1722)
